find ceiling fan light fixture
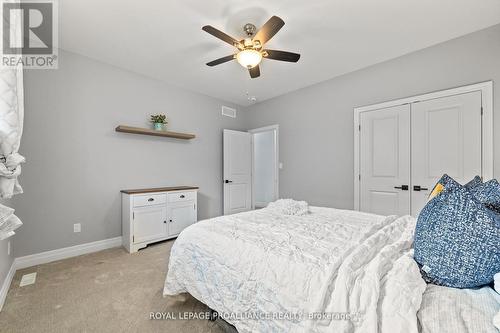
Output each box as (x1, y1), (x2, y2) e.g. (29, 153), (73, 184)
(203, 16), (299, 78)
(236, 49), (262, 69)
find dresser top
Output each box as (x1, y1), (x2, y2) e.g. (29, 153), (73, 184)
(120, 186), (199, 194)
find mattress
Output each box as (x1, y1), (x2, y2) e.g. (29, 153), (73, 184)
(164, 207), (427, 332)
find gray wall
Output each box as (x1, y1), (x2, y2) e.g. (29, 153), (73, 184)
(0, 238), (13, 293)
(0, 240), (14, 288)
(13, 50), (247, 257)
(246, 24), (500, 209)
(0, 199), (14, 291)
(0, 239), (13, 297)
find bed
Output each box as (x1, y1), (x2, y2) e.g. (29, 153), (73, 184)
(163, 206), (500, 333)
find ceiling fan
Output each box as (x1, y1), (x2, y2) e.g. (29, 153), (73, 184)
(202, 16), (300, 78)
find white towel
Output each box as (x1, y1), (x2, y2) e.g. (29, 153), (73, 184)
(0, 152), (25, 198)
(0, 203), (22, 240)
(266, 198), (309, 216)
(0, 203), (14, 221)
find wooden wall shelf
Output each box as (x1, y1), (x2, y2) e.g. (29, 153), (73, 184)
(115, 125), (195, 140)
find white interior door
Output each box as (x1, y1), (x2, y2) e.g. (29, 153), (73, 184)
(411, 91), (482, 216)
(223, 129), (252, 215)
(360, 104), (411, 216)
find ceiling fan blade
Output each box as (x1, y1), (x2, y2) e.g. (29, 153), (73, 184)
(249, 65), (260, 78)
(264, 49), (300, 62)
(202, 25), (240, 48)
(253, 16), (285, 45)
(206, 55), (235, 67)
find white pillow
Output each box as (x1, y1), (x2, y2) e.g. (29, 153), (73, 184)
(266, 199), (309, 216)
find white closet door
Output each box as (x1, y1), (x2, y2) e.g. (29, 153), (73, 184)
(411, 91), (482, 216)
(360, 104), (411, 216)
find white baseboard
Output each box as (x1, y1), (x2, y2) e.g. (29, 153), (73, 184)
(14, 236), (123, 270)
(0, 260), (16, 311)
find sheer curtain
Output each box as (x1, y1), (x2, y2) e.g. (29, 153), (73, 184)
(0, 2), (24, 239)
(0, 67), (24, 198)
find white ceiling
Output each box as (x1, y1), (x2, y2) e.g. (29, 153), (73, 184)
(60, 0), (500, 106)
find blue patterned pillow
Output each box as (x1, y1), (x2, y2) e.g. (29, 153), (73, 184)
(465, 175), (483, 190)
(427, 174), (463, 201)
(468, 179), (500, 214)
(414, 176), (500, 288)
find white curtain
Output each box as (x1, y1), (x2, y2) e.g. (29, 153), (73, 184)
(0, 66), (24, 198)
(0, 1), (24, 239)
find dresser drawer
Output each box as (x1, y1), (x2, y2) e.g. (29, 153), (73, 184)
(133, 193), (167, 207)
(167, 191), (196, 203)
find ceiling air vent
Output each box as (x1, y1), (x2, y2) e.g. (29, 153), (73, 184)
(221, 106), (236, 118)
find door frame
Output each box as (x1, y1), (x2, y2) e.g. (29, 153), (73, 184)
(248, 125), (280, 209)
(353, 81), (493, 211)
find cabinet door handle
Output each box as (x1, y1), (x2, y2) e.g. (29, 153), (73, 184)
(148, 198), (154, 202)
(394, 185), (409, 191)
(169, 219), (173, 223)
(180, 195), (185, 198)
(163, 220), (166, 224)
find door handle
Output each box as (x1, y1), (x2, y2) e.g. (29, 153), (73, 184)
(413, 185), (429, 191)
(225, 180), (233, 183)
(394, 185), (409, 191)
(148, 198), (154, 202)
(180, 195), (185, 198)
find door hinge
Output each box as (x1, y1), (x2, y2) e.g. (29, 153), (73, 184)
(132, 212), (135, 220)
(481, 106), (484, 115)
(358, 124), (361, 131)
(359, 174), (361, 181)
(133, 235), (134, 243)
(194, 203), (196, 210)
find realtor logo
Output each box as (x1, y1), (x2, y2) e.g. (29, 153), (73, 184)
(1, 0), (58, 69)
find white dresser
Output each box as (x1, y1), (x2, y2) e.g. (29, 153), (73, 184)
(121, 186), (198, 253)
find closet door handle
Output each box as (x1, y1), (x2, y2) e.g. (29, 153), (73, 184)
(394, 185), (409, 191)
(225, 180), (233, 184)
(413, 186), (428, 191)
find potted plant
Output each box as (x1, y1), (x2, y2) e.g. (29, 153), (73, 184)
(150, 114), (168, 131)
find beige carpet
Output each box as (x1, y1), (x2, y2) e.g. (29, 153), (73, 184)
(0, 240), (224, 333)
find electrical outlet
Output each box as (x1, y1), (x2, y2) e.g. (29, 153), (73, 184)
(7, 241), (10, 256)
(73, 223), (81, 233)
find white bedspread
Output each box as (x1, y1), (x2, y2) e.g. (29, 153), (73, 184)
(164, 207), (426, 333)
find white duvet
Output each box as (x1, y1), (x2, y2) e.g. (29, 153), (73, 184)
(164, 207), (427, 333)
